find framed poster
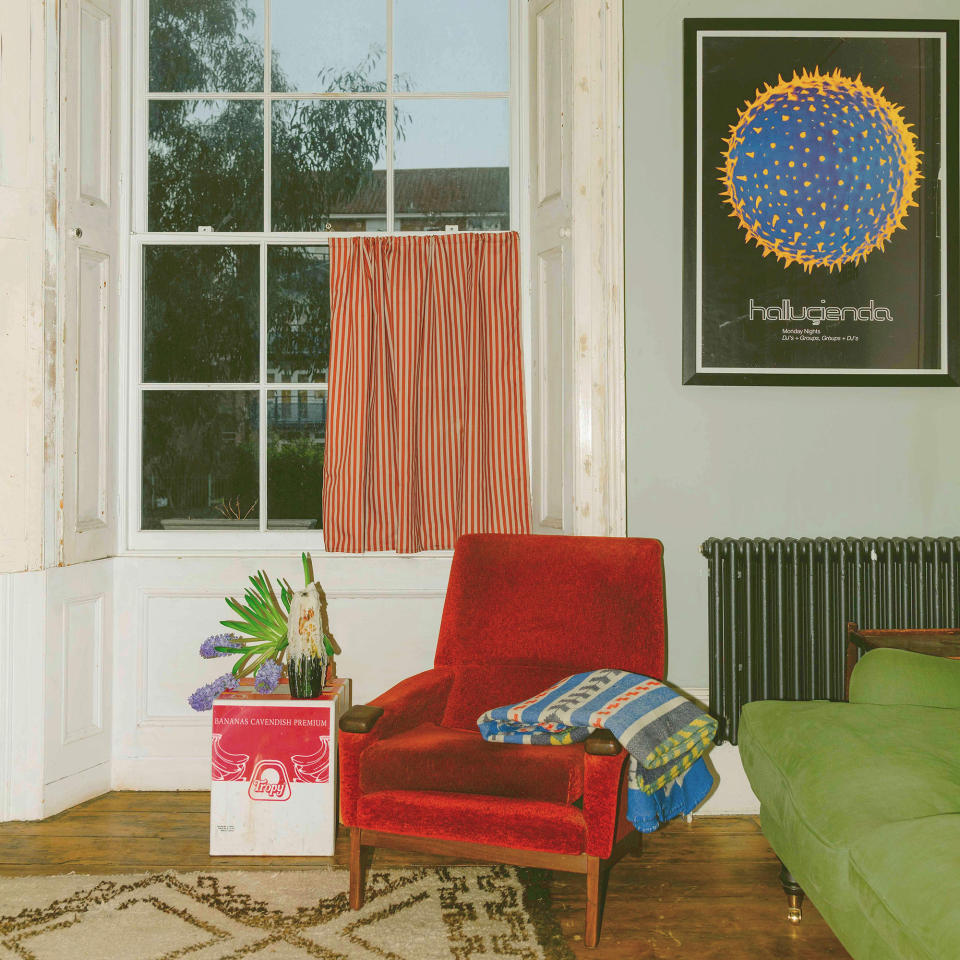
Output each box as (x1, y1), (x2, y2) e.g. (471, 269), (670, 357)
(683, 19), (959, 385)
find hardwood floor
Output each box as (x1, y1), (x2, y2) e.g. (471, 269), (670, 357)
(0, 792), (851, 959)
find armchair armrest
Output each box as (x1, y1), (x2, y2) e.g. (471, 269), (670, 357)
(850, 648), (960, 710)
(584, 728), (622, 756)
(583, 749), (630, 858)
(340, 667), (456, 740)
(338, 667), (456, 827)
(339, 705), (384, 734)
(365, 667), (456, 737)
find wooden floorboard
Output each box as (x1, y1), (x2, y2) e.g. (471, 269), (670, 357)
(0, 792), (851, 959)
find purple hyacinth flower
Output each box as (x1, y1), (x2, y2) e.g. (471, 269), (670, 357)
(200, 633), (242, 659)
(254, 659), (283, 694)
(187, 673), (240, 711)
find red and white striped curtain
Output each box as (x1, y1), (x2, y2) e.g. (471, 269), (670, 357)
(322, 231), (531, 553)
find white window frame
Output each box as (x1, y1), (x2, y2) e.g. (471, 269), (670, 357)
(124, 0), (527, 553)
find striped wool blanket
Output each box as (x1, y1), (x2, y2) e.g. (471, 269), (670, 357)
(477, 670), (717, 830)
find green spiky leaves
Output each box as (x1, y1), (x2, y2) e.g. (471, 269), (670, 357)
(214, 553), (333, 677)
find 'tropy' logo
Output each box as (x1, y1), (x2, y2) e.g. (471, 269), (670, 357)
(248, 760), (291, 801)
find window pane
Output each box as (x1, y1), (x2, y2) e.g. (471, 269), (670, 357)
(394, 0), (508, 93)
(142, 391), (259, 530)
(272, 100), (386, 231)
(149, 99), (263, 231)
(268, 247), (330, 383)
(149, 0), (264, 93)
(144, 245), (259, 382)
(394, 99), (509, 231)
(267, 390), (325, 529)
(270, 0), (385, 93)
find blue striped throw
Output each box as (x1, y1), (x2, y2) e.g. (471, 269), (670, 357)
(477, 669), (717, 831)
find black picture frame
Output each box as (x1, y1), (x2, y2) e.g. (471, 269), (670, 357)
(682, 18), (959, 385)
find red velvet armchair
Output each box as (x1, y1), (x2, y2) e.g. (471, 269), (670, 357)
(338, 534), (665, 947)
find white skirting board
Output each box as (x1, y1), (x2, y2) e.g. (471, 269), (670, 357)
(113, 755), (220, 792)
(695, 743), (760, 815)
(682, 688), (760, 816)
(44, 761), (112, 817)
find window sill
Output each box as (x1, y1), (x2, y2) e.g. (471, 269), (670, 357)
(120, 530), (455, 560)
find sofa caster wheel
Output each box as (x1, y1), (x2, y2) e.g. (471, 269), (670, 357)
(786, 895), (803, 924)
(779, 862), (804, 924)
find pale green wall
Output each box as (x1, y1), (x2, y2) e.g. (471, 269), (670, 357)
(624, 0), (960, 686)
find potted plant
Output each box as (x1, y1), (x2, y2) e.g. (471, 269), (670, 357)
(187, 553), (337, 709)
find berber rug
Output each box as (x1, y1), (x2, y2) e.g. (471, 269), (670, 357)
(0, 864), (575, 960)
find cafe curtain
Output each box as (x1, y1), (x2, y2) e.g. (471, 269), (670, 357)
(322, 231), (531, 553)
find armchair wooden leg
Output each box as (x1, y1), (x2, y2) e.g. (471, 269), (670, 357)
(349, 827), (367, 910)
(584, 856), (603, 948)
(779, 861), (804, 924)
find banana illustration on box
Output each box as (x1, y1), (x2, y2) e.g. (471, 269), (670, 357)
(291, 740), (330, 783)
(211, 733), (249, 781)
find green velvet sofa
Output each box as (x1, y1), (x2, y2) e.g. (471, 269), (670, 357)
(739, 648), (960, 960)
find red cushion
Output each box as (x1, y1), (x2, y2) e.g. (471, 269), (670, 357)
(359, 723), (584, 804)
(358, 790), (586, 854)
(441, 664), (575, 731)
(435, 534), (665, 678)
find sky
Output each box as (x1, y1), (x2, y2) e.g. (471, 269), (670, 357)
(232, 0), (510, 170)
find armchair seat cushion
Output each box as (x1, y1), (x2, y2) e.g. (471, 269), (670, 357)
(357, 790), (587, 854)
(359, 722), (585, 804)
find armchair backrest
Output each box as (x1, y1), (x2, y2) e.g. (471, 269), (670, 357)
(435, 535), (665, 727)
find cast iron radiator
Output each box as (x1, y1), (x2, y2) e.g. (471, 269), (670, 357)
(702, 537), (960, 744)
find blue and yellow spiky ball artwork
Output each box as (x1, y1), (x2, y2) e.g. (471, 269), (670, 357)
(720, 67), (922, 272)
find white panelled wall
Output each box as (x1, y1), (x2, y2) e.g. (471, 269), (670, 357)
(43, 562), (114, 814)
(9, 553), (763, 816)
(0, 553), (453, 819)
(0, 0), (123, 821)
(0, 563), (114, 821)
(112, 555), (451, 791)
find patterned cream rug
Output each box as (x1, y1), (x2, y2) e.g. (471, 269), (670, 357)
(0, 865), (574, 960)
